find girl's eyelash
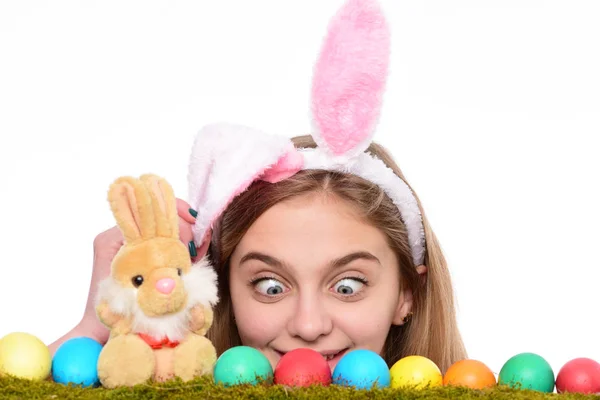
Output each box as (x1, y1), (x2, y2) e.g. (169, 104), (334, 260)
(247, 275), (279, 286)
(340, 275), (369, 285)
(248, 275), (369, 286)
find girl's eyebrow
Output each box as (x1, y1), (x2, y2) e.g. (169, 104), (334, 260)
(238, 251), (381, 270)
(239, 252), (286, 269)
(332, 251), (381, 268)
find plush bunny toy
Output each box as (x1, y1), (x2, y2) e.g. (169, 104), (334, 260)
(95, 174), (218, 388)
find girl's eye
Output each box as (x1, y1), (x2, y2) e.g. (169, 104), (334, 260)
(333, 278), (365, 296)
(254, 278), (287, 296)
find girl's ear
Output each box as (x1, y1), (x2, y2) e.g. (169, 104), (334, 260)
(392, 289), (413, 326)
(196, 228), (212, 259)
(393, 265), (427, 325)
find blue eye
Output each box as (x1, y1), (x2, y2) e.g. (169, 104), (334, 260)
(255, 278), (286, 296)
(333, 278), (365, 295)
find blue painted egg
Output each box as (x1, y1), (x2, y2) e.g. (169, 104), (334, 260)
(332, 349), (390, 389)
(52, 337), (103, 387)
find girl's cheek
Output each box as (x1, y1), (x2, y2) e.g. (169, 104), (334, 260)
(332, 299), (393, 332)
(234, 302), (287, 344)
(334, 303), (373, 325)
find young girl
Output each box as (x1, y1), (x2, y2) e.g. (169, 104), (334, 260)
(49, 0), (467, 373)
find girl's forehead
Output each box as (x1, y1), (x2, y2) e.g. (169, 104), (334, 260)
(245, 195), (370, 239)
(233, 195), (394, 266)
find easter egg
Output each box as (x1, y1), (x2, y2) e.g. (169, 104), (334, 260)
(390, 355), (443, 389)
(332, 349), (390, 389)
(274, 348), (331, 387)
(52, 337), (103, 387)
(0, 332), (51, 381)
(443, 359), (496, 389)
(555, 357), (600, 394)
(498, 352), (554, 393)
(213, 346), (273, 386)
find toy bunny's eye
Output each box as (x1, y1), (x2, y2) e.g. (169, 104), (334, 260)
(132, 275), (144, 287)
(177, 268), (182, 276)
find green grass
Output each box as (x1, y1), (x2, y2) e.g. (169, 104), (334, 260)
(1, 376), (598, 400)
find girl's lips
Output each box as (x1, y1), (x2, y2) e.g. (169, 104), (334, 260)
(273, 348), (350, 371)
(325, 348), (349, 371)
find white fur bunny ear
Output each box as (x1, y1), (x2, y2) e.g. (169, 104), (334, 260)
(311, 0), (390, 161)
(187, 123), (303, 246)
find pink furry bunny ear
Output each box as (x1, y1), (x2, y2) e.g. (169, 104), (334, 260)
(187, 123), (303, 247)
(311, 0), (390, 160)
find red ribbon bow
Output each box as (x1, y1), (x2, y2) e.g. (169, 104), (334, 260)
(138, 333), (180, 349)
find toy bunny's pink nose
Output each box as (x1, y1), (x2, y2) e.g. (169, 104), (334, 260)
(155, 278), (176, 294)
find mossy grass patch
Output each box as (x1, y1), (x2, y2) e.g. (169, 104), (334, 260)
(1, 375), (597, 399)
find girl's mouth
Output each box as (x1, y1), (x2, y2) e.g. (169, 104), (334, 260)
(274, 348), (350, 369)
(323, 348), (349, 370)
(321, 348), (348, 361)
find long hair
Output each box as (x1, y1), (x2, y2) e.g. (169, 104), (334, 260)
(205, 135), (467, 372)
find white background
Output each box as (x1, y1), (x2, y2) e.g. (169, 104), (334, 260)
(1, 0), (599, 379)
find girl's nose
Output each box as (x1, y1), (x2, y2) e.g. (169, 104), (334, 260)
(287, 295), (333, 342)
(155, 278), (176, 294)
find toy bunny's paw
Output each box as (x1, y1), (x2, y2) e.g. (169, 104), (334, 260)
(96, 301), (118, 327)
(191, 305), (214, 336)
(187, 304), (204, 333)
(173, 335), (217, 381)
(97, 302), (133, 335)
(188, 304), (214, 336)
(97, 334), (155, 388)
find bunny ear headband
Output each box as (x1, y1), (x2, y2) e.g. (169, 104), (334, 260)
(187, 0), (426, 266)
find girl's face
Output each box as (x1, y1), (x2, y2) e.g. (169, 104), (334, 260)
(229, 193), (411, 371)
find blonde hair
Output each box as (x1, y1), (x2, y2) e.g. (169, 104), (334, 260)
(206, 135), (467, 372)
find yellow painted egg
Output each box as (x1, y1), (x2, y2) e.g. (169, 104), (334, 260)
(0, 332), (51, 381)
(390, 355), (443, 389)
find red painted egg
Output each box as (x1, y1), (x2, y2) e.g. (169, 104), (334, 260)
(274, 348), (332, 387)
(556, 357), (600, 394)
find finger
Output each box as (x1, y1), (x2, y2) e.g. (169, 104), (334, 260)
(178, 217), (194, 245)
(178, 216), (201, 261)
(176, 198), (196, 224)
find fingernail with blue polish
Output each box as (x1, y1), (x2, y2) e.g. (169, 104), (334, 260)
(188, 208), (198, 218)
(188, 241), (197, 257)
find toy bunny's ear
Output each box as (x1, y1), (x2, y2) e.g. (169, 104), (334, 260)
(311, 0), (390, 160)
(108, 176), (155, 243)
(140, 174), (179, 239)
